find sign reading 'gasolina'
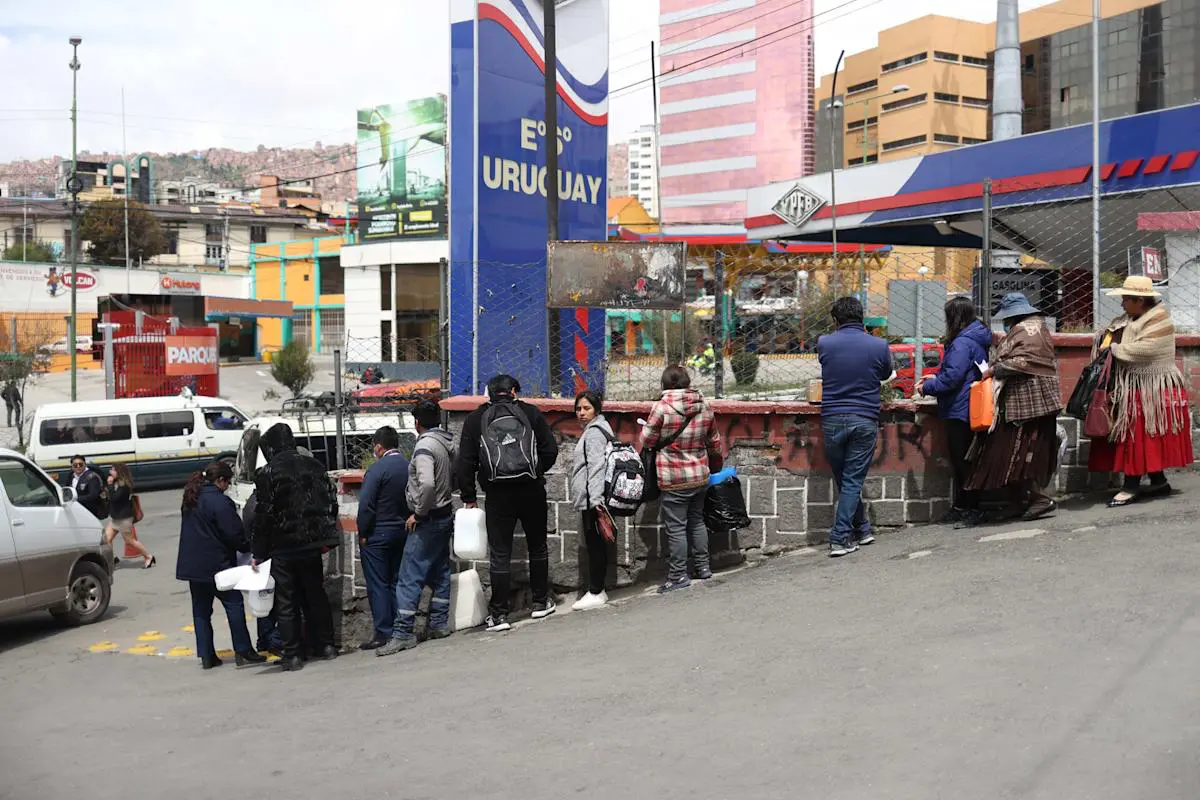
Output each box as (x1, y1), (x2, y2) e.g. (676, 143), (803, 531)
(164, 335), (218, 376)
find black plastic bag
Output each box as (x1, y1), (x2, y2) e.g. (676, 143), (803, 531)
(704, 476), (751, 533)
(1066, 348), (1109, 419)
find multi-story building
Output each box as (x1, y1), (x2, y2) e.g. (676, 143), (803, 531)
(608, 141), (630, 201)
(814, 0), (1190, 170)
(658, 0), (816, 225)
(56, 156), (154, 204)
(627, 124), (660, 219)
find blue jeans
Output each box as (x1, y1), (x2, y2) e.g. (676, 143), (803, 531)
(822, 414), (878, 547)
(189, 581), (253, 660)
(360, 527), (406, 640)
(391, 515), (454, 640)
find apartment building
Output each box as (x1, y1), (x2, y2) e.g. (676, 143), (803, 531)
(658, 0), (816, 225)
(814, 0), (1179, 170)
(608, 141), (630, 201)
(627, 124), (660, 219)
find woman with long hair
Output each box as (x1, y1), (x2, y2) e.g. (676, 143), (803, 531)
(917, 297), (993, 528)
(569, 390), (613, 611)
(176, 461), (265, 670)
(1088, 276), (1194, 506)
(105, 463), (155, 568)
(966, 293), (1062, 521)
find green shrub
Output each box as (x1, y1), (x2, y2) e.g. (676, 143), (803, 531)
(270, 340), (315, 398)
(730, 350), (760, 386)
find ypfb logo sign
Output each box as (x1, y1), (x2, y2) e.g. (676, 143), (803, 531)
(772, 184), (826, 229)
(164, 335), (218, 376)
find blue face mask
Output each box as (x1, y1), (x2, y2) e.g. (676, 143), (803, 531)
(1002, 319), (1014, 333)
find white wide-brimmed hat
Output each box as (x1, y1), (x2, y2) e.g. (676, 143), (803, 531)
(1106, 275), (1161, 298)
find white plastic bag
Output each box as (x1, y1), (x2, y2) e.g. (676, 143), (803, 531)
(215, 564), (253, 592)
(453, 508), (488, 561)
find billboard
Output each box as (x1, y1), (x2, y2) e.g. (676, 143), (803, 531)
(449, 0), (610, 395)
(547, 241), (687, 309)
(356, 95), (447, 241)
(164, 335), (219, 376)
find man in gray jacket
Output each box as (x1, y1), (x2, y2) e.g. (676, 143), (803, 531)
(377, 400), (458, 656)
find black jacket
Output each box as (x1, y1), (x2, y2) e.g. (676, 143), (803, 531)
(176, 484), (249, 583)
(250, 423), (341, 561)
(108, 484), (135, 522)
(73, 468), (106, 519)
(456, 398), (559, 505)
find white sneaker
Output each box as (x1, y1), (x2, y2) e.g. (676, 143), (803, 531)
(572, 591), (609, 611)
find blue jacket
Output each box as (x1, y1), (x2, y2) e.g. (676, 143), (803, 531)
(817, 323), (894, 419)
(920, 320), (992, 422)
(357, 450), (412, 539)
(176, 484), (249, 583)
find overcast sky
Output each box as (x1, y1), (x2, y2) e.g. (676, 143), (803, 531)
(0, 0), (1063, 162)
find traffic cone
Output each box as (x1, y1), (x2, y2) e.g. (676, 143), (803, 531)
(123, 526), (141, 559)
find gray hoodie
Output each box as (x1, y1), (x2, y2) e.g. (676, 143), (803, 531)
(571, 415), (613, 512)
(406, 427), (457, 519)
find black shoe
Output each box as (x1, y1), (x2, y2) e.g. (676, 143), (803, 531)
(427, 627), (453, 641)
(201, 656), (223, 670)
(280, 656), (304, 672)
(941, 507), (965, 525)
(531, 600), (557, 620)
(359, 638), (389, 651)
(1141, 482), (1172, 499)
(695, 569), (714, 580)
(485, 614), (511, 632)
(1024, 499), (1058, 520)
(953, 510), (984, 529)
(235, 650), (268, 666)
(375, 637), (419, 657)
(318, 645), (339, 661)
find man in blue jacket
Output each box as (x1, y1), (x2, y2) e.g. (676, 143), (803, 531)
(817, 297), (893, 558)
(356, 426), (411, 650)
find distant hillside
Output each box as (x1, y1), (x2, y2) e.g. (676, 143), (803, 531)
(0, 141), (357, 202)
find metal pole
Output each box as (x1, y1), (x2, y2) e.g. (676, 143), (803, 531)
(914, 278), (925, 387)
(714, 251), (726, 398)
(100, 323), (117, 399)
(122, 87), (131, 294)
(829, 50), (844, 281)
(543, 0), (559, 396)
(981, 178), (993, 325)
(21, 200), (27, 262)
(68, 38), (81, 402)
(1090, 0), (1102, 328)
(333, 348), (346, 471)
(651, 41), (663, 230)
(438, 257), (449, 399)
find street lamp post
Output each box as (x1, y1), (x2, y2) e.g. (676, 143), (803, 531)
(833, 83), (910, 168)
(68, 36), (82, 402)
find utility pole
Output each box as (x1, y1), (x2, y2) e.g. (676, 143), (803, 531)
(829, 49), (845, 286)
(1090, 0), (1102, 327)
(122, 86), (131, 294)
(68, 36), (82, 402)
(543, 0), (559, 395)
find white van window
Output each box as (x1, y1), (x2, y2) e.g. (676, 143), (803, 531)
(204, 408), (246, 431)
(0, 459), (59, 507)
(137, 411), (194, 439)
(39, 415), (133, 446)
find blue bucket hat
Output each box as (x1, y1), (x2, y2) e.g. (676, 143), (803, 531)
(993, 292), (1041, 321)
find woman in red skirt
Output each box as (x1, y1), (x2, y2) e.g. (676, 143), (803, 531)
(1089, 276), (1194, 507)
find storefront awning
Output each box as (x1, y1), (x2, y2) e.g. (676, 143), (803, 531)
(205, 296), (293, 320)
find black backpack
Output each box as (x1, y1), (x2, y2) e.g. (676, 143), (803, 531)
(479, 400), (538, 483)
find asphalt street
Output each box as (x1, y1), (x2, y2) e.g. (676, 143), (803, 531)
(2, 475), (1200, 799)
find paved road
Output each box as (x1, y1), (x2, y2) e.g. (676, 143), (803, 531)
(3, 476), (1200, 799)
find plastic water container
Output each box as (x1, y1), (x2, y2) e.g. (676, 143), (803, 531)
(709, 466), (737, 486)
(245, 577), (276, 619)
(449, 569), (487, 631)
(453, 508), (488, 561)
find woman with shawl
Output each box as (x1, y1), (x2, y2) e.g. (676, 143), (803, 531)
(1089, 276), (1193, 507)
(966, 292), (1062, 521)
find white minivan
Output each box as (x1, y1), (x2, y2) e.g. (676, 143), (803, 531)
(28, 393), (251, 490)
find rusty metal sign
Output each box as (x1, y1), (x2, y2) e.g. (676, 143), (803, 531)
(546, 240), (687, 309)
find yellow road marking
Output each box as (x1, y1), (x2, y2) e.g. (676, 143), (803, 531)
(137, 631), (166, 642)
(181, 624), (195, 633)
(126, 645), (159, 655)
(88, 641), (119, 653)
(164, 646), (195, 658)
(215, 649), (234, 659)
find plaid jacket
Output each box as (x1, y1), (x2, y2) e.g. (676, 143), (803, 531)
(638, 389), (723, 491)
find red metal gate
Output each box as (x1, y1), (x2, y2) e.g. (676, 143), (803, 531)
(105, 311), (220, 398)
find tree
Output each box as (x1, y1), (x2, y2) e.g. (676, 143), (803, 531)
(270, 340), (315, 398)
(0, 322), (58, 450)
(78, 198), (167, 266)
(1, 241), (56, 263)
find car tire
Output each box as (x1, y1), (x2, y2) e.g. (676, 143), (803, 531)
(50, 562), (111, 627)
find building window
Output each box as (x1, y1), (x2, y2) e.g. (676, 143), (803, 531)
(630, 183), (640, 191)
(934, 92), (960, 103)
(1060, 85), (1075, 103)
(250, 224), (267, 244)
(846, 116), (878, 131)
(846, 79), (878, 95)
(205, 244), (223, 265)
(847, 154), (879, 166)
(380, 266), (392, 312)
(881, 93), (927, 112)
(962, 96), (990, 108)
(962, 136), (987, 145)
(205, 223), (222, 243)
(882, 134), (928, 152)
(1106, 73), (1130, 91)
(1106, 27), (1131, 46)
(1061, 41), (1081, 58)
(319, 256), (344, 295)
(881, 51), (927, 72)
(1023, 54), (1036, 74)
(165, 226), (179, 256)
(962, 55), (989, 67)
(934, 133), (960, 144)
(933, 51), (960, 62)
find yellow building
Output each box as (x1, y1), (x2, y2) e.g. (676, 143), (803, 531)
(251, 235), (348, 355)
(815, 0), (1166, 168)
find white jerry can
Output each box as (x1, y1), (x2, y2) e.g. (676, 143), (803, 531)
(449, 569), (487, 631)
(453, 507), (488, 561)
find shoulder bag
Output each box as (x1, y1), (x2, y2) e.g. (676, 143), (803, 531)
(1082, 351), (1115, 439)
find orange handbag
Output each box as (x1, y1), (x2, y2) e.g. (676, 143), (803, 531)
(969, 378), (996, 432)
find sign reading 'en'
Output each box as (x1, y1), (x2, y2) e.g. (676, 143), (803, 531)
(164, 335), (218, 376)
(772, 183), (826, 228)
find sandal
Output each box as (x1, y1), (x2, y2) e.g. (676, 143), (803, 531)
(1107, 493), (1137, 508)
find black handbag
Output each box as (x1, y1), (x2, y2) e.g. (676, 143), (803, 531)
(640, 411), (698, 503)
(1066, 348), (1110, 419)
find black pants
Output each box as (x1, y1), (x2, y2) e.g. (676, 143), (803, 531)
(272, 555), (335, 659)
(944, 419), (980, 511)
(580, 509), (608, 595)
(484, 481), (549, 615)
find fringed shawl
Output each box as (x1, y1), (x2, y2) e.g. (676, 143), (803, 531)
(1098, 304), (1187, 441)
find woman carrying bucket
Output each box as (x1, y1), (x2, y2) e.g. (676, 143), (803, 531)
(176, 461), (266, 670)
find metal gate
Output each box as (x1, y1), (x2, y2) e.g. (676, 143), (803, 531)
(318, 308), (344, 354)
